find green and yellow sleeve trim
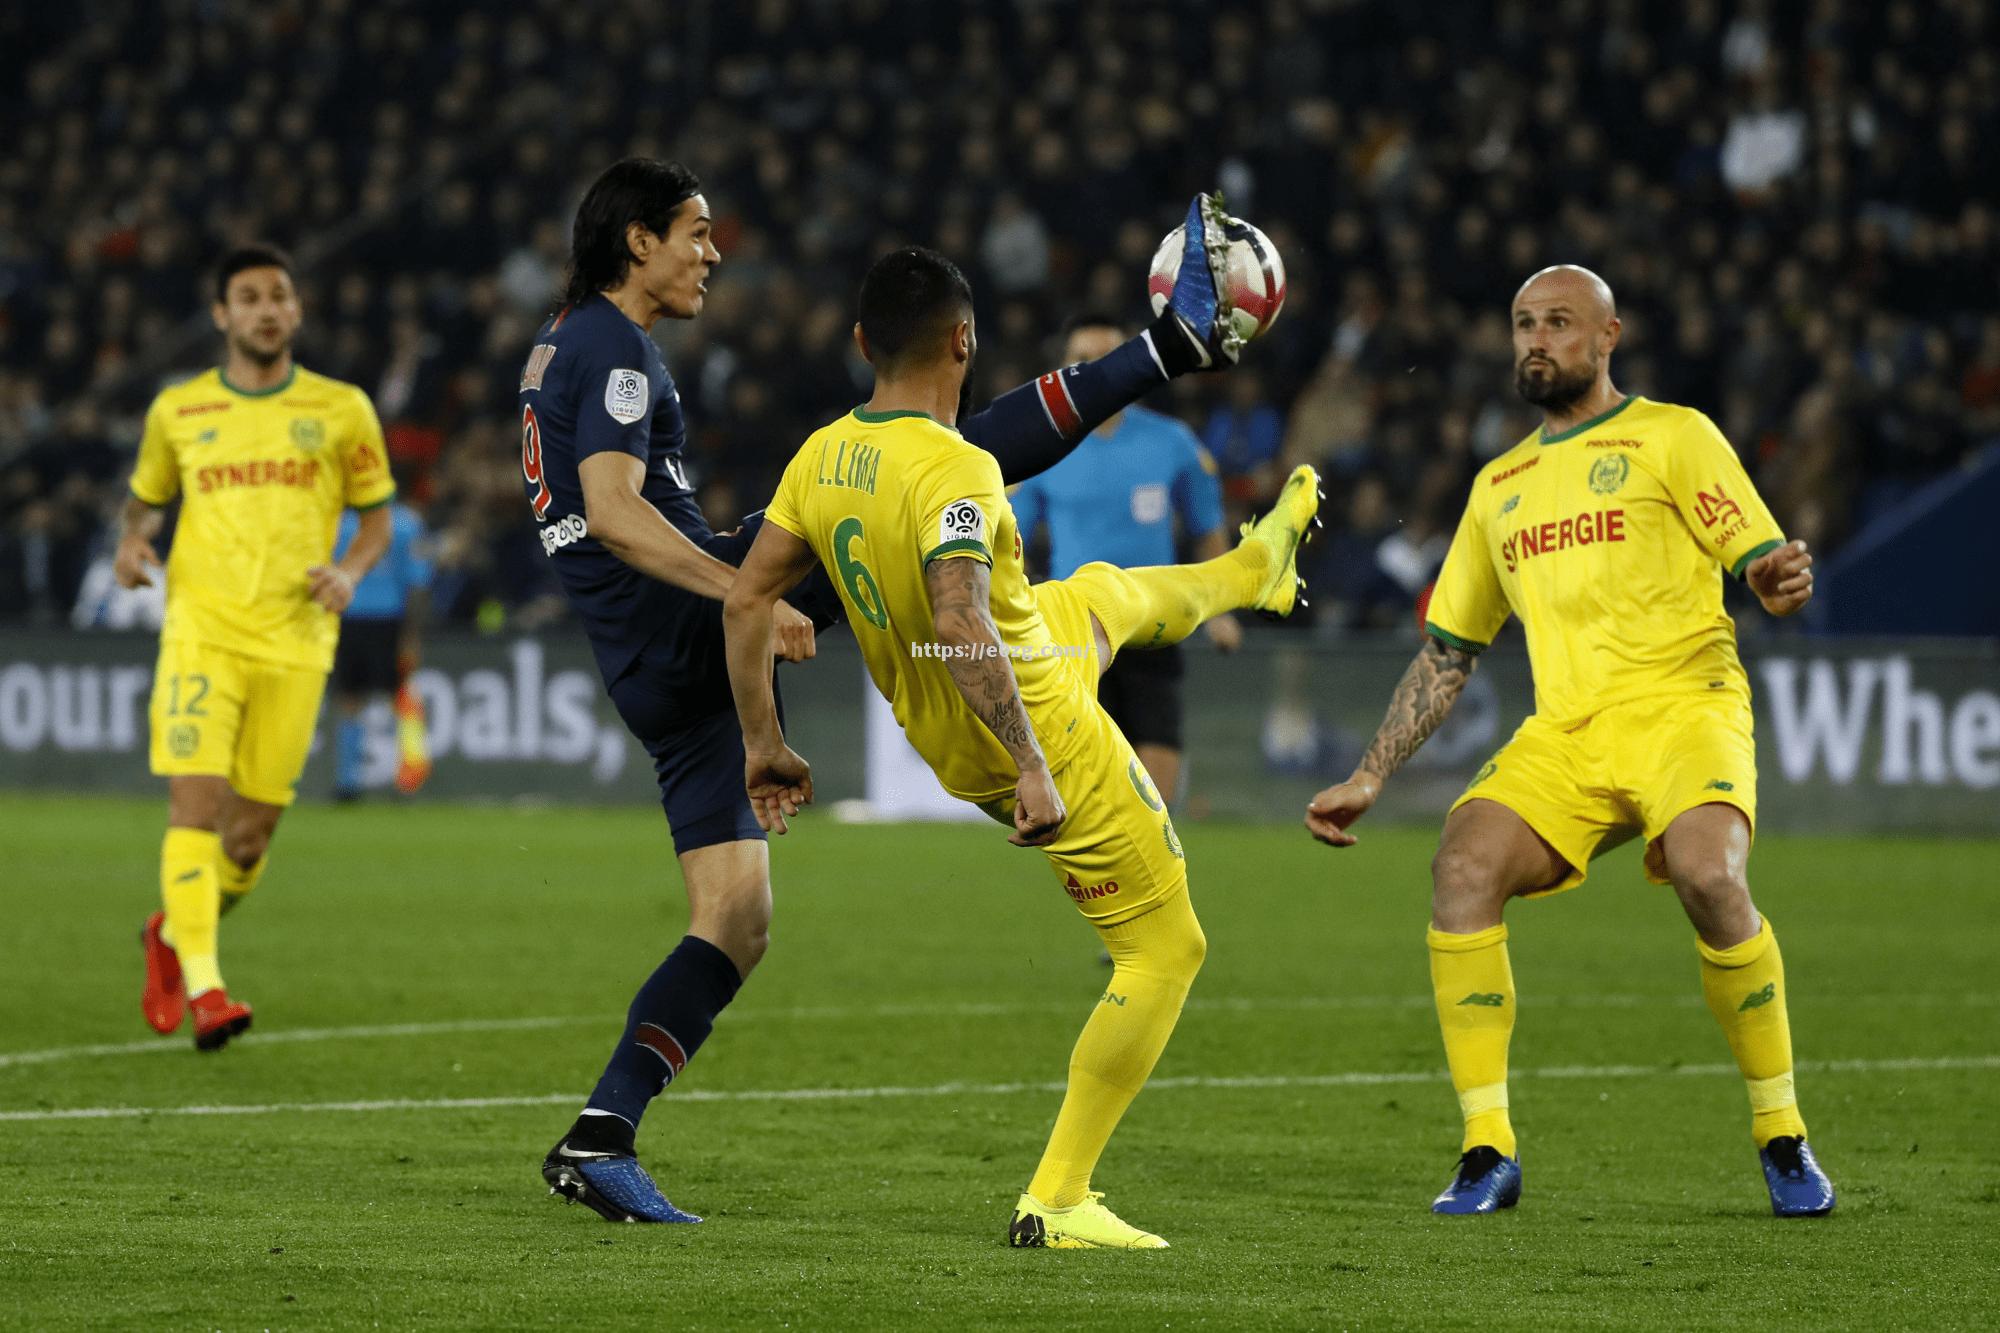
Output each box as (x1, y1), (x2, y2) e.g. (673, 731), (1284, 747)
(922, 538), (992, 568)
(350, 493), (396, 512)
(1425, 623), (1489, 655)
(1729, 538), (1784, 580)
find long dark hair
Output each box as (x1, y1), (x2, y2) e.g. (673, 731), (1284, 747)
(560, 158), (702, 309)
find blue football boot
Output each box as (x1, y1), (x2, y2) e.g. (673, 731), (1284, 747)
(1166, 192), (1241, 369)
(1431, 1146), (1523, 1215)
(543, 1136), (702, 1224)
(1759, 1136), (1835, 1217)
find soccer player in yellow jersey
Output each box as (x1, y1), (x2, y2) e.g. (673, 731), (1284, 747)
(115, 244), (396, 1051)
(1305, 265), (1833, 1217)
(723, 248), (1321, 1248)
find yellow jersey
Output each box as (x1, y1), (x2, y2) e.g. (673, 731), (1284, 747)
(1425, 395), (1784, 726)
(764, 408), (1095, 802)
(130, 366), (395, 671)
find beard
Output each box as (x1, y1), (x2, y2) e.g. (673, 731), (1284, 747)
(1515, 356), (1595, 411)
(231, 330), (288, 368)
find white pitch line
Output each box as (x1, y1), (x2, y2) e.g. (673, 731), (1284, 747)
(4, 992), (1997, 1072)
(2, 1054), (1994, 1125)
(0, 1014), (602, 1070)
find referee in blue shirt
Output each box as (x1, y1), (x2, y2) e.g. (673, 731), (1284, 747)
(1009, 314), (1242, 806)
(330, 497), (432, 800)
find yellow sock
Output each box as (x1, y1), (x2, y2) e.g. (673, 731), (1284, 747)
(1062, 551), (1265, 655)
(1027, 892), (1207, 1209)
(161, 827), (225, 996)
(1429, 924), (1518, 1158)
(219, 853), (267, 916)
(1699, 916), (1807, 1146)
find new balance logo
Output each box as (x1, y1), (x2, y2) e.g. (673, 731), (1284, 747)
(1457, 992), (1506, 1007)
(1738, 983), (1776, 1012)
(1100, 992), (1128, 1007)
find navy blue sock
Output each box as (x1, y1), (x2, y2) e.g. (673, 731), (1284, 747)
(582, 935), (742, 1129)
(964, 327), (1172, 485)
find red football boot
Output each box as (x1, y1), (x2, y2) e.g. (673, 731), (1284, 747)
(189, 988), (254, 1052)
(139, 911), (186, 1034)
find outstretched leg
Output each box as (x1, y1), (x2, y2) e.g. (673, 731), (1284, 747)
(1062, 464), (1322, 671)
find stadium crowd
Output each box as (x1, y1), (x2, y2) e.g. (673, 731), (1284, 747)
(2, 0), (1994, 632)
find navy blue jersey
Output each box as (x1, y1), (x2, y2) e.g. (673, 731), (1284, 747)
(517, 295), (712, 683)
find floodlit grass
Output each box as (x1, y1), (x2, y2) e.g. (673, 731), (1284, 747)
(3, 795), (1995, 1329)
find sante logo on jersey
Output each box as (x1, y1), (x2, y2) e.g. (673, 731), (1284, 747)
(604, 369), (648, 424)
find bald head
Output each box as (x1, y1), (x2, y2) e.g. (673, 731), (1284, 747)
(1514, 264), (1617, 320)
(1511, 265), (1621, 414)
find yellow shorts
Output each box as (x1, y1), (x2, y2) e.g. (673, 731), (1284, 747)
(975, 577), (1188, 927)
(1451, 690), (1758, 894)
(149, 638), (329, 807)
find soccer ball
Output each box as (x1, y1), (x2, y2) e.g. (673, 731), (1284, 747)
(1147, 213), (1287, 345)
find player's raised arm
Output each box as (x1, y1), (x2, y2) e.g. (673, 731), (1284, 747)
(723, 520), (821, 834)
(924, 554), (1065, 847)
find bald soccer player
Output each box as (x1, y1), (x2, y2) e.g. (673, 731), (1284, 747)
(1303, 266), (1834, 1218)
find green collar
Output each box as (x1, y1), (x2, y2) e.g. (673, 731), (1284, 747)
(1539, 394), (1636, 445)
(851, 406), (940, 425)
(219, 365), (298, 398)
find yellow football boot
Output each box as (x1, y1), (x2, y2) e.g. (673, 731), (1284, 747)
(1008, 1191), (1169, 1250)
(1238, 463), (1323, 617)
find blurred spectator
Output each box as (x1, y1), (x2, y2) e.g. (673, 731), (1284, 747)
(1, 0), (1993, 631)
(1201, 368), (1286, 525)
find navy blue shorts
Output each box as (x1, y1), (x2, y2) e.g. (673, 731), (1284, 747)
(601, 514), (840, 856)
(609, 678), (765, 855)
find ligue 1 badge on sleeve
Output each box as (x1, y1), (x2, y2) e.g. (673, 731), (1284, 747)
(940, 499), (985, 545)
(605, 368), (649, 424)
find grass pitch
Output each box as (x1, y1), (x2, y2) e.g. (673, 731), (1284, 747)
(2, 794), (1995, 1330)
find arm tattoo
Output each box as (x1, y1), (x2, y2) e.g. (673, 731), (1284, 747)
(1355, 637), (1476, 783)
(925, 557), (1046, 770)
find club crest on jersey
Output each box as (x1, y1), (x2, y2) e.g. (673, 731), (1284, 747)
(1500, 494), (1521, 515)
(939, 499), (985, 545)
(1128, 758), (1164, 812)
(604, 368), (648, 424)
(290, 418), (325, 452)
(1587, 454), (1629, 495)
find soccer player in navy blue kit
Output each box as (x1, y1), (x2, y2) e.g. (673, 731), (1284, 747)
(523, 159), (1242, 1223)
(1010, 314), (1240, 806)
